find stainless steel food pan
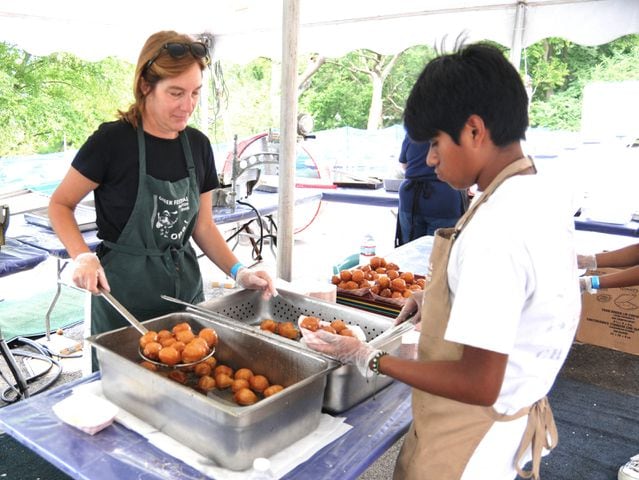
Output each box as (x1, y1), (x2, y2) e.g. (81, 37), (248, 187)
(199, 289), (411, 413)
(87, 312), (334, 471)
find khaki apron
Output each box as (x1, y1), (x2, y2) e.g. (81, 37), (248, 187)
(91, 124), (204, 367)
(394, 157), (558, 480)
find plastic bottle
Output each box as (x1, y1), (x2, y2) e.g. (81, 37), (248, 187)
(249, 457), (275, 479)
(359, 233), (376, 266)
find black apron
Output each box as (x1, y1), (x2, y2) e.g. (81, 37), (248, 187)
(91, 125), (204, 366)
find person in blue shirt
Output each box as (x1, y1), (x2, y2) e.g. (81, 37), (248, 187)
(395, 134), (467, 246)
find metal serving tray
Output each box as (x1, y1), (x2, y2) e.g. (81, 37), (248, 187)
(87, 312), (334, 471)
(199, 289), (411, 413)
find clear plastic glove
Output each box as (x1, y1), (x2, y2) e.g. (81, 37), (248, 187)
(72, 252), (110, 295)
(579, 276), (596, 294)
(236, 268), (278, 300)
(394, 290), (424, 326)
(577, 254), (597, 270)
(301, 329), (379, 377)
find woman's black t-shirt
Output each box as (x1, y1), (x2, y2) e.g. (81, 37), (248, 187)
(72, 120), (219, 243)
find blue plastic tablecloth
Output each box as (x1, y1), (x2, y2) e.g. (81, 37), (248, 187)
(321, 188), (399, 208)
(0, 238), (49, 277)
(0, 372), (412, 480)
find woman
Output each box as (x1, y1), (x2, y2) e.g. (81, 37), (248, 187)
(49, 31), (275, 367)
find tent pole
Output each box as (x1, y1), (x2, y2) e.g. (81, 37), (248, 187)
(276, 0), (300, 281)
(509, 1), (526, 70)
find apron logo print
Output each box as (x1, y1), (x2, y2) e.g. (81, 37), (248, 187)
(155, 195), (190, 241)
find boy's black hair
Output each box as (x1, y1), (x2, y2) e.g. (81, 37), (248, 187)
(404, 43), (529, 147)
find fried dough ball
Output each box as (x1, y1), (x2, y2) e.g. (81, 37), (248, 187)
(260, 319), (277, 333)
(375, 267), (387, 274)
(387, 269), (400, 280)
(370, 285), (380, 295)
(182, 341), (207, 364)
(416, 278), (426, 288)
(380, 288), (392, 298)
(235, 368), (254, 381)
(370, 256), (386, 269)
(276, 322), (299, 340)
(339, 270), (352, 282)
(330, 319), (347, 333)
(263, 385), (284, 397)
(168, 370), (187, 384)
(391, 291), (403, 299)
(249, 374), (270, 393)
(377, 275), (391, 289)
(194, 362), (212, 377)
(215, 372), (234, 389)
(351, 270), (365, 283)
(142, 341), (162, 360)
(231, 378), (250, 393)
(189, 337), (210, 353)
(158, 346), (180, 366)
(197, 375), (216, 392)
(339, 328), (355, 337)
(386, 262), (400, 272)
(175, 329), (195, 344)
(203, 356), (217, 368)
(215, 364), (234, 377)
(157, 329), (173, 341)
(301, 316), (320, 332)
(198, 327), (218, 348)
(331, 275), (341, 285)
(321, 325), (337, 334)
(159, 336), (177, 348)
(139, 331), (158, 349)
(344, 280), (359, 290)
(172, 322), (192, 335)
(403, 290), (413, 298)
(139, 360), (158, 372)
(400, 271), (415, 283)
(172, 341), (186, 354)
(234, 387), (258, 406)
(391, 278), (407, 292)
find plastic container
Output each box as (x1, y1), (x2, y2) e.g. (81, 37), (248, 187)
(359, 233), (376, 266)
(250, 457), (275, 479)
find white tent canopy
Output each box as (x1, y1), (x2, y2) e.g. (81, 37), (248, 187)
(1, 0), (638, 279)
(0, 0), (637, 64)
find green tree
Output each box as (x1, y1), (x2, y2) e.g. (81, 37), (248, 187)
(0, 43), (133, 155)
(524, 34), (639, 131)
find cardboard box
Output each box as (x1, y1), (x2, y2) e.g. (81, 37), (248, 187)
(577, 268), (639, 355)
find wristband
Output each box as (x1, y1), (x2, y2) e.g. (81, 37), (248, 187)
(229, 262), (245, 280)
(369, 351), (388, 375)
(591, 275), (600, 290)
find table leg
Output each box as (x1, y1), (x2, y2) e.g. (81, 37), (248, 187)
(44, 258), (69, 342)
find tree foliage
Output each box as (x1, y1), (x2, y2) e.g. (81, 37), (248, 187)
(0, 43), (133, 155)
(0, 34), (638, 156)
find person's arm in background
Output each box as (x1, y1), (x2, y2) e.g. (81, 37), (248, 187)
(399, 135), (410, 172)
(579, 243), (639, 291)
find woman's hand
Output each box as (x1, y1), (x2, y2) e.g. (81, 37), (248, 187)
(72, 252), (110, 295)
(236, 268), (278, 300)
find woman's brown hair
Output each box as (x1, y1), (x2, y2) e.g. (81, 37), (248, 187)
(118, 30), (209, 127)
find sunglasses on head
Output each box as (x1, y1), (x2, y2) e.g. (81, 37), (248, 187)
(144, 42), (210, 73)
